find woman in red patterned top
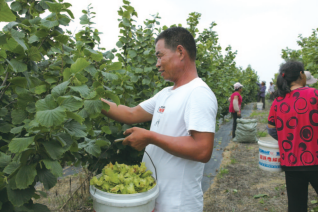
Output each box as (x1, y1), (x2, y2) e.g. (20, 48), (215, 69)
(229, 82), (243, 138)
(267, 60), (318, 212)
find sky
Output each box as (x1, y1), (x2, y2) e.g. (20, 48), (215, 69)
(2, 0), (318, 89)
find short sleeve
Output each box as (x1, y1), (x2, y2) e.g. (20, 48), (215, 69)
(139, 91), (160, 115)
(268, 100), (277, 126)
(184, 87), (218, 133)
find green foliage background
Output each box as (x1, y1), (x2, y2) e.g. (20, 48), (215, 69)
(0, 0), (259, 210)
(281, 28), (318, 88)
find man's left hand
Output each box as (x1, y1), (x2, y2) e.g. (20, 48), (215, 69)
(123, 127), (151, 151)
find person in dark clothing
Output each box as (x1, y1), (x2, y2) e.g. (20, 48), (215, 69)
(229, 82), (243, 138)
(267, 60), (318, 212)
(257, 81), (266, 109)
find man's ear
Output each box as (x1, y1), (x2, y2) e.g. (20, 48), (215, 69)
(176, 45), (185, 61)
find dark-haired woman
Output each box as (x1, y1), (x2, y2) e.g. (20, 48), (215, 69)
(267, 60), (318, 212)
(229, 82), (243, 138)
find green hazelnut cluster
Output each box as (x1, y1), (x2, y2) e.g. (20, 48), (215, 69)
(90, 162), (156, 194)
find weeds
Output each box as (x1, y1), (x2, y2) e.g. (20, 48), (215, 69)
(217, 168), (229, 179)
(257, 130), (268, 137)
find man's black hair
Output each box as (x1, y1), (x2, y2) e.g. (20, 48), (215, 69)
(155, 27), (196, 61)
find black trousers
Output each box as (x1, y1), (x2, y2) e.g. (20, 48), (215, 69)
(285, 171), (318, 212)
(232, 112), (239, 138)
(259, 96), (265, 109)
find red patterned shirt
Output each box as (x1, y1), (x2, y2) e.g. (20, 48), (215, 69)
(268, 87), (318, 169)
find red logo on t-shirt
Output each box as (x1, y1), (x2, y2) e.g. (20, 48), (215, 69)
(157, 106), (165, 113)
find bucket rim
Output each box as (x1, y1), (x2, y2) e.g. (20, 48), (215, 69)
(258, 139), (279, 148)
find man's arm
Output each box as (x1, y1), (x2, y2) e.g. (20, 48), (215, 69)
(101, 98), (152, 125)
(123, 127), (214, 163)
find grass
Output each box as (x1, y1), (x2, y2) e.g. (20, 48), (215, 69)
(217, 168), (229, 179)
(257, 130), (268, 137)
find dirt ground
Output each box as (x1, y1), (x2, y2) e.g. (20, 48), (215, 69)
(34, 171), (93, 212)
(203, 101), (318, 212)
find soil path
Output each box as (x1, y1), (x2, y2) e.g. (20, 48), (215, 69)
(201, 103), (254, 192)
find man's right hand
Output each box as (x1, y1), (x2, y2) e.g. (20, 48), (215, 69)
(100, 98), (153, 125)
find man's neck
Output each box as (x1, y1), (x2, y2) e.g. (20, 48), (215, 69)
(172, 62), (198, 89)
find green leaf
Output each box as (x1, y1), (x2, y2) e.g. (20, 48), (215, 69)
(0, 152), (11, 167)
(55, 34), (69, 44)
(34, 85), (47, 94)
(0, 49), (7, 58)
(85, 142), (101, 157)
(106, 62), (122, 71)
(28, 35), (39, 44)
(0, 107), (8, 117)
(64, 121), (87, 137)
(9, 136), (35, 154)
(3, 161), (20, 175)
(10, 126), (24, 134)
(95, 138), (110, 147)
(41, 19), (59, 29)
(7, 59), (27, 72)
(37, 168), (57, 190)
(15, 164), (37, 189)
(84, 65), (98, 77)
(42, 159), (63, 177)
(144, 67), (152, 72)
(28, 46), (42, 62)
(70, 84), (90, 98)
(0, 1), (16, 22)
(116, 41), (123, 48)
(51, 81), (69, 98)
(42, 139), (67, 160)
(79, 14), (89, 25)
(7, 185), (35, 207)
(70, 58), (90, 73)
(10, 77), (27, 87)
(104, 91), (120, 105)
(84, 100), (102, 115)
(0, 121), (12, 133)
(101, 126), (111, 134)
(64, 9), (74, 19)
(54, 132), (73, 148)
(311, 200), (318, 204)
(66, 111), (84, 124)
(253, 194), (268, 199)
(10, 29), (27, 50)
(63, 68), (72, 81)
(46, 1), (64, 13)
(101, 72), (118, 81)
(35, 95), (66, 127)
(59, 96), (83, 111)
(135, 67), (143, 73)
(128, 50), (137, 58)
(10, 2), (22, 12)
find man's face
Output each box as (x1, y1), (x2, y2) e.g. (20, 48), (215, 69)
(155, 39), (180, 82)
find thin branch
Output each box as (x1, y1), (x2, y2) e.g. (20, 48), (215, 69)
(0, 83), (11, 100)
(1, 72), (8, 87)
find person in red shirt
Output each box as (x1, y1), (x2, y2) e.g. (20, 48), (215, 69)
(229, 82), (243, 138)
(267, 60), (318, 212)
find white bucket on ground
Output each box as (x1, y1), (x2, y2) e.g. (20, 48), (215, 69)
(90, 177), (159, 212)
(258, 137), (282, 172)
(257, 103), (263, 110)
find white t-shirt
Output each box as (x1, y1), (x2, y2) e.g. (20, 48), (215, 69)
(140, 78), (218, 212)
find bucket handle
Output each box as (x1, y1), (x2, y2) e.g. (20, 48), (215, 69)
(144, 150), (157, 181)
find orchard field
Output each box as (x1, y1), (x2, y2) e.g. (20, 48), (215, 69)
(0, 0), (262, 211)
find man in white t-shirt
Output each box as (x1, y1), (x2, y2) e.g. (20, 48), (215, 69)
(101, 27), (218, 212)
